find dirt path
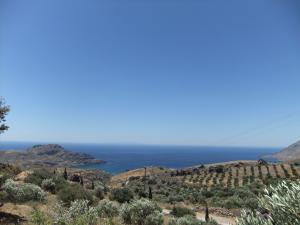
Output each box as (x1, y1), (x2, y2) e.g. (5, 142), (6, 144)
(162, 209), (235, 225)
(196, 212), (235, 225)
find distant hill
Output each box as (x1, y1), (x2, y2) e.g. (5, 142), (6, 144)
(0, 144), (103, 167)
(273, 140), (300, 161)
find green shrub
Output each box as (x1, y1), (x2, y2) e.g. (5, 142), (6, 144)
(57, 183), (93, 206)
(25, 169), (52, 186)
(0, 190), (8, 202)
(189, 192), (206, 204)
(94, 186), (105, 200)
(93, 181), (106, 198)
(120, 199), (163, 225)
(243, 198), (258, 210)
(0, 173), (9, 186)
(236, 181), (300, 225)
(53, 199), (98, 225)
(52, 175), (68, 192)
(97, 199), (119, 218)
(166, 194), (184, 204)
(31, 209), (51, 225)
(145, 212), (164, 225)
(2, 179), (45, 202)
(201, 190), (213, 198)
(110, 187), (133, 203)
(41, 178), (56, 194)
(138, 189), (148, 198)
(221, 196), (243, 209)
(171, 206), (195, 218)
(169, 216), (218, 225)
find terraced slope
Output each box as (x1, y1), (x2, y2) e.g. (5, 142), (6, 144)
(174, 162), (300, 188)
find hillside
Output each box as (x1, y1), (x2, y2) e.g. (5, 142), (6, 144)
(0, 144), (103, 167)
(1, 159), (300, 225)
(273, 140), (300, 161)
(112, 160), (300, 190)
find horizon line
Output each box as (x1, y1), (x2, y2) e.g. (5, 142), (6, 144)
(0, 139), (283, 149)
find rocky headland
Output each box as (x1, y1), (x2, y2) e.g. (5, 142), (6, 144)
(0, 144), (103, 168)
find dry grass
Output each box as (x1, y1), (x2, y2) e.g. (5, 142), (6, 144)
(111, 167), (169, 187)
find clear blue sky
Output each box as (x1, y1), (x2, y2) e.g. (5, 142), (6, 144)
(1, 0), (300, 147)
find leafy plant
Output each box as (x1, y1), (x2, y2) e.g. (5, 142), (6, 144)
(171, 206), (195, 218)
(25, 169), (53, 186)
(236, 181), (300, 225)
(97, 199), (119, 218)
(110, 187), (133, 203)
(120, 199), (163, 225)
(57, 183), (93, 206)
(2, 179), (45, 202)
(31, 209), (51, 225)
(169, 215), (218, 225)
(53, 200), (98, 225)
(41, 178), (56, 194)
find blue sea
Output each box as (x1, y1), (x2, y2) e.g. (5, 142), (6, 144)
(0, 142), (279, 174)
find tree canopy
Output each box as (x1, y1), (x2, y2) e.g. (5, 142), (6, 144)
(0, 97), (10, 134)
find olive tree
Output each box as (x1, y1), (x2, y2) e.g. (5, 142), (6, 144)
(236, 181), (300, 225)
(0, 97), (9, 134)
(120, 199), (163, 225)
(96, 199), (119, 218)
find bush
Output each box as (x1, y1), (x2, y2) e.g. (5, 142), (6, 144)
(169, 216), (218, 225)
(31, 209), (51, 225)
(57, 183), (93, 206)
(145, 212), (164, 225)
(120, 199), (163, 225)
(110, 187), (133, 203)
(53, 199), (98, 225)
(52, 175), (69, 192)
(168, 215), (202, 225)
(25, 169), (52, 186)
(171, 206), (195, 218)
(243, 198), (258, 210)
(236, 181), (300, 225)
(41, 178), (56, 194)
(2, 179), (45, 202)
(0, 173), (9, 186)
(97, 199), (119, 218)
(167, 194), (184, 204)
(94, 186), (104, 200)
(201, 190), (213, 198)
(0, 190), (8, 202)
(189, 192), (206, 204)
(221, 196), (243, 209)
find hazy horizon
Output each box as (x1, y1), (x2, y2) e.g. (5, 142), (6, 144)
(1, 0), (300, 147)
(0, 140), (284, 149)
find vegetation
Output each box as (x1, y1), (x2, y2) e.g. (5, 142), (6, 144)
(1, 143), (299, 225)
(41, 178), (56, 194)
(31, 209), (51, 225)
(57, 183), (94, 206)
(169, 216), (218, 225)
(0, 97), (10, 134)
(53, 200), (98, 225)
(171, 206), (195, 218)
(97, 199), (119, 218)
(1, 179), (46, 202)
(110, 187), (134, 203)
(236, 180), (300, 225)
(26, 169), (53, 186)
(120, 199), (163, 225)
